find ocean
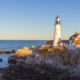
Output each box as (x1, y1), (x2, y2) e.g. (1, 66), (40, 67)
(0, 40), (47, 68)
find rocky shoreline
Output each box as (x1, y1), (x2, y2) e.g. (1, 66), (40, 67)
(1, 64), (80, 80)
(1, 46), (80, 80)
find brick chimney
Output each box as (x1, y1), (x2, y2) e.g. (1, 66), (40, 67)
(75, 32), (78, 34)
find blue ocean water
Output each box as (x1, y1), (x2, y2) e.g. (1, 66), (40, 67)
(0, 40), (47, 68)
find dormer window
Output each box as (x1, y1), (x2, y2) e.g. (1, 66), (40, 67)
(72, 37), (75, 39)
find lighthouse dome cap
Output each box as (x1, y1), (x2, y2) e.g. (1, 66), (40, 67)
(56, 15), (60, 18)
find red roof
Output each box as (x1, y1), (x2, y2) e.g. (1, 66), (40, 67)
(58, 40), (69, 43)
(69, 33), (79, 40)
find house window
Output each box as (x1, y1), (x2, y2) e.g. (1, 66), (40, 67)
(74, 45), (75, 49)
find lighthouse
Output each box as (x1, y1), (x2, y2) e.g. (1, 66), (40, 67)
(53, 16), (61, 47)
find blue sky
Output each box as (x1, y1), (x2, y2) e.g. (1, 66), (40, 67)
(0, 0), (80, 40)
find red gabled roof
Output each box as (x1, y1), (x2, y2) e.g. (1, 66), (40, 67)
(58, 40), (69, 43)
(69, 33), (79, 40)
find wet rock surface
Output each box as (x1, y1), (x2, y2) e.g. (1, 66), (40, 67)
(0, 58), (3, 62)
(8, 55), (27, 64)
(1, 64), (80, 80)
(8, 58), (17, 64)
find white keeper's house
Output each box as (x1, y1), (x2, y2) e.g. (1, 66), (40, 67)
(58, 32), (80, 50)
(46, 16), (80, 50)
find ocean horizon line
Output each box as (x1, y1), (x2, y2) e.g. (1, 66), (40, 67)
(0, 39), (47, 41)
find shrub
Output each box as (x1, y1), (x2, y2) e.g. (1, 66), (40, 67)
(48, 47), (64, 52)
(38, 45), (51, 52)
(15, 47), (32, 57)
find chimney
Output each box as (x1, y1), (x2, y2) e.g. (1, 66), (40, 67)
(75, 32), (78, 34)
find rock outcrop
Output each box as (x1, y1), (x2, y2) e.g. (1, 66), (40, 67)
(2, 64), (80, 80)
(8, 47), (33, 64)
(0, 50), (15, 54)
(8, 46), (80, 73)
(8, 56), (17, 64)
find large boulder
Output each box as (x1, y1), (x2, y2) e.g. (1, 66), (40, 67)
(8, 56), (17, 64)
(8, 55), (26, 65)
(15, 47), (32, 57)
(25, 57), (35, 64)
(8, 58), (16, 64)
(16, 59), (25, 66)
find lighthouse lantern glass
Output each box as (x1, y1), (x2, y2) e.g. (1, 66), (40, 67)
(57, 18), (60, 21)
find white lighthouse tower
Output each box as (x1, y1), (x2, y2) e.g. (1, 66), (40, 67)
(53, 16), (61, 47)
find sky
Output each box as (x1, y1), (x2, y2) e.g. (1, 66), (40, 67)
(0, 0), (80, 40)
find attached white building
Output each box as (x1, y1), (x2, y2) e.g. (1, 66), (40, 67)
(58, 32), (80, 50)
